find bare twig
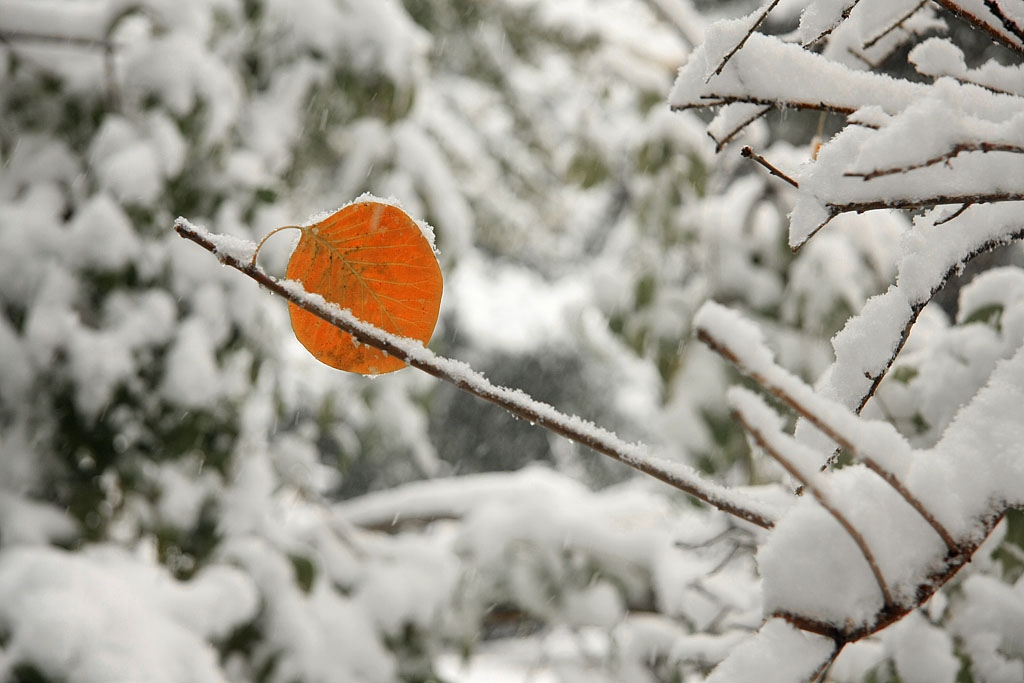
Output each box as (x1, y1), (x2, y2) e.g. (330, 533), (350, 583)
(827, 191), (1024, 214)
(733, 407), (895, 607)
(845, 143), (1024, 180)
(851, 226), (1024, 415)
(983, 0), (1024, 45)
(741, 146), (800, 187)
(708, 0), (782, 80)
(709, 105), (773, 151)
(173, 219), (777, 530)
(862, 0), (929, 49)
(804, 0), (863, 47)
(0, 30), (121, 110)
(931, 0), (1024, 54)
(934, 202), (974, 225)
(794, 192), (1024, 247)
(809, 643), (846, 683)
(675, 95), (859, 115)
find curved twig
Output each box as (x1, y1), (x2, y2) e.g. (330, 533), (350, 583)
(733, 407), (894, 607)
(697, 325), (957, 552)
(708, 0), (782, 80)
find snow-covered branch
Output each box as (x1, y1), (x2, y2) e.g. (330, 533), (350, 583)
(173, 218), (779, 529)
(694, 302), (1019, 652)
(932, 0), (1024, 53)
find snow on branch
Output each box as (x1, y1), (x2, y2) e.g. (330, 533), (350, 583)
(728, 387), (894, 608)
(789, 81), (1024, 248)
(795, 202), (1024, 448)
(932, 0), (1024, 53)
(673, 1), (1024, 677)
(694, 302), (955, 550)
(910, 36), (1024, 96)
(173, 218), (779, 530)
(694, 301), (1022, 646)
(671, 28), (926, 115)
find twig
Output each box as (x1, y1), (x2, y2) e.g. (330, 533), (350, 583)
(698, 324), (957, 552)
(851, 226), (1024, 416)
(794, 191), (1024, 248)
(934, 202), (973, 225)
(809, 642), (845, 683)
(173, 219), (777, 530)
(983, 0), (1024, 45)
(0, 29), (122, 111)
(862, 0), (928, 49)
(733, 406), (895, 608)
(707, 0), (782, 80)
(845, 143), (1024, 180)
(804, 0), (863, 47)
(674, 95), (858, 115)
(827, 191), (1024, 214)
(931, 0), (1024, 53)
(741, 146), (799, 188)
(709, 105), (773, 152)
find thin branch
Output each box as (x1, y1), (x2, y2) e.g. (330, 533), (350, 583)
(804, 0), (863, 48)
(709, 105), (773, 152)
(931, 0), (1024, 54)
(826, 191), (1024, 215)
(698, 325), (957, 552)
(846, 46), (888, 69)
(795, 194), (1024, 249)
(934, 202), (973, 225)
(674, 96), (858, 115)
(733, 407), (895, 607)
(809, 642), (845, 683)
(707, 0), (782, 80)
(851, 226), (1024, 415)
(862, 0), (929, 49)
(983, 0), (1024, 45)
(844, 142), (1024, 180)
(173, 219), (777, 530)
(741, 145), (800, 187)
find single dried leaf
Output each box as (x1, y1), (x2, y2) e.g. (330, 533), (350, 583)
(284, 201), (442, 374)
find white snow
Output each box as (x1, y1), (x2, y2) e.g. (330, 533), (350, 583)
(706, 618), (835, 683)
(0, 546), (258, 683)
(671, 27), (927, 114)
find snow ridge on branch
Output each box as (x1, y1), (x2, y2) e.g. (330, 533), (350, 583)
(173, 217), (779, 530)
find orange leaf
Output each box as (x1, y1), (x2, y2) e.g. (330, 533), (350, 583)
(281, 201), (442, 374)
